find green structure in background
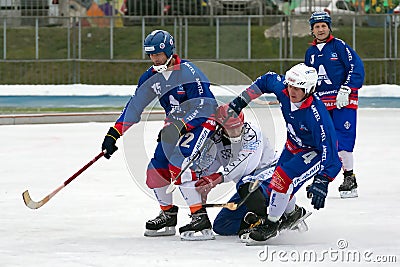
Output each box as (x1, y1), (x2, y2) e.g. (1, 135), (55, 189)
(357, 0), (399, 13)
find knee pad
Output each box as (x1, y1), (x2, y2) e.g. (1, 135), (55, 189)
(146, 168), (171, 189)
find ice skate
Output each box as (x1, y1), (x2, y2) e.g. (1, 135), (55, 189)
(245, 218), (279, 246)
(339, 173), (358, 198)
(238, 212), (265, 242)
(279, 205), (312, 233)
(179, 208), (215, 241)
(144, 206), (178, 237)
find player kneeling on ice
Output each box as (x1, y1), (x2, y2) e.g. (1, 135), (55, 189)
(221, 63), (342, 245)
(196, 103), (309, 243)
(195, 102), (311, 242)
(100, 30), (218, 240)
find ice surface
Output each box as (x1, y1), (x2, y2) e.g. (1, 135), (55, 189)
(1, 108), (400, 267)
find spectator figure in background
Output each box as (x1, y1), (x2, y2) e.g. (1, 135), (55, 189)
(305, 11), (365, 198)
(101, 30), (218, 240)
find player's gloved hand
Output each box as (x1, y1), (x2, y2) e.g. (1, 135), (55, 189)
(336, 86), (351, 109)
(102, 127), (121, 159)
(195, 172), (223, 202)
(307, 174), (330, 210)
(156, 129), (162, 143)
(160, 119), (187, 144)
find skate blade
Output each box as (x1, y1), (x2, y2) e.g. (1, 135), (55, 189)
(144, 226), (176, 237)
(239, 232), (251, 243)
(245, 232), (279, 246)
(291, 221), (309, 232)
(340, 189), (358, 198)
(289, 211), (312, 232)
(180, 229), (215, 241)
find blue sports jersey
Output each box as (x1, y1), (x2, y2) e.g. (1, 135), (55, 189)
(114, 55), (217, 134)
(304, 35), (365, 110)
(242, 71), (341, 180)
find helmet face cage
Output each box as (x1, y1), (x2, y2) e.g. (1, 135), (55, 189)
(143, 30), (175, 58)
(216, 105), (244, 130)
(222, 113), (245, 130)
(218, 112), (244, 143)
(309, 11), (332, 30)
(285, 63), (318, 95)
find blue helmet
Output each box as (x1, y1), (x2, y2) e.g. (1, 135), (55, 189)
(309, 11), (332, 30)
(143, 30), (175, 58)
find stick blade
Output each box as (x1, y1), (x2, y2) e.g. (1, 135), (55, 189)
(22, 190), (43, 209)
(203, 202), (238, 210)
(223, 202), (238, 211)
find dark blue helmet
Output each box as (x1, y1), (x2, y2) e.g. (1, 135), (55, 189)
(143, 30), (175, 58)
(309, 11), (332, 30)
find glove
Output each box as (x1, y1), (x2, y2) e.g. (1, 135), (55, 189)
(160, 119), (187, 144)
(156, 129), (162, 143)
(102, 127), (121, 159)
(336, 86), (351, 109)
(195, 173), (224, 202)
(307, 174), (330, 210)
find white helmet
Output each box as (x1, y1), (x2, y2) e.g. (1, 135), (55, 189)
(285, 63), (318, 95)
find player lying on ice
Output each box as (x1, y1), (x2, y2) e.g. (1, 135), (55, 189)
(211, 63), (342, 245)
(194, 105), (312, 242)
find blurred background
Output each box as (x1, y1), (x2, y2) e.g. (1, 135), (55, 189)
(0, 0), (399, 86)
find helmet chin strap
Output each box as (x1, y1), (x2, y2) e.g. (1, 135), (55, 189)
(223, 128), (243, 144)
(153, 55), (173, 73)
(312, 32), (332, 43)
(302, 84), (316, 101)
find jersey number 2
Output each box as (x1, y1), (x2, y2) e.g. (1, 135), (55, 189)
(177, 132), (195, 148)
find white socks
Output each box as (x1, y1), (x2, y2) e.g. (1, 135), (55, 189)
(153, 185), (173, 207)
(268, 184), (293, 222)
(339, 150), (354, 171)
(178, 181), (202, 206)
(153, 181), (203, 207)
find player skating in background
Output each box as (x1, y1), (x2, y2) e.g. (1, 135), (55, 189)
(223, 63), (342, 244)
(101, 30), (218, 240)
(194, 105), (310, 240)
(305, 12), (365, 198)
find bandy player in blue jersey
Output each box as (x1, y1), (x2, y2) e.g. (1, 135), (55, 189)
(223, 63), (342, 243)
(193, 106), (311, 240)
(100, 30), (218, 240)
(305, 12), (365, 198)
